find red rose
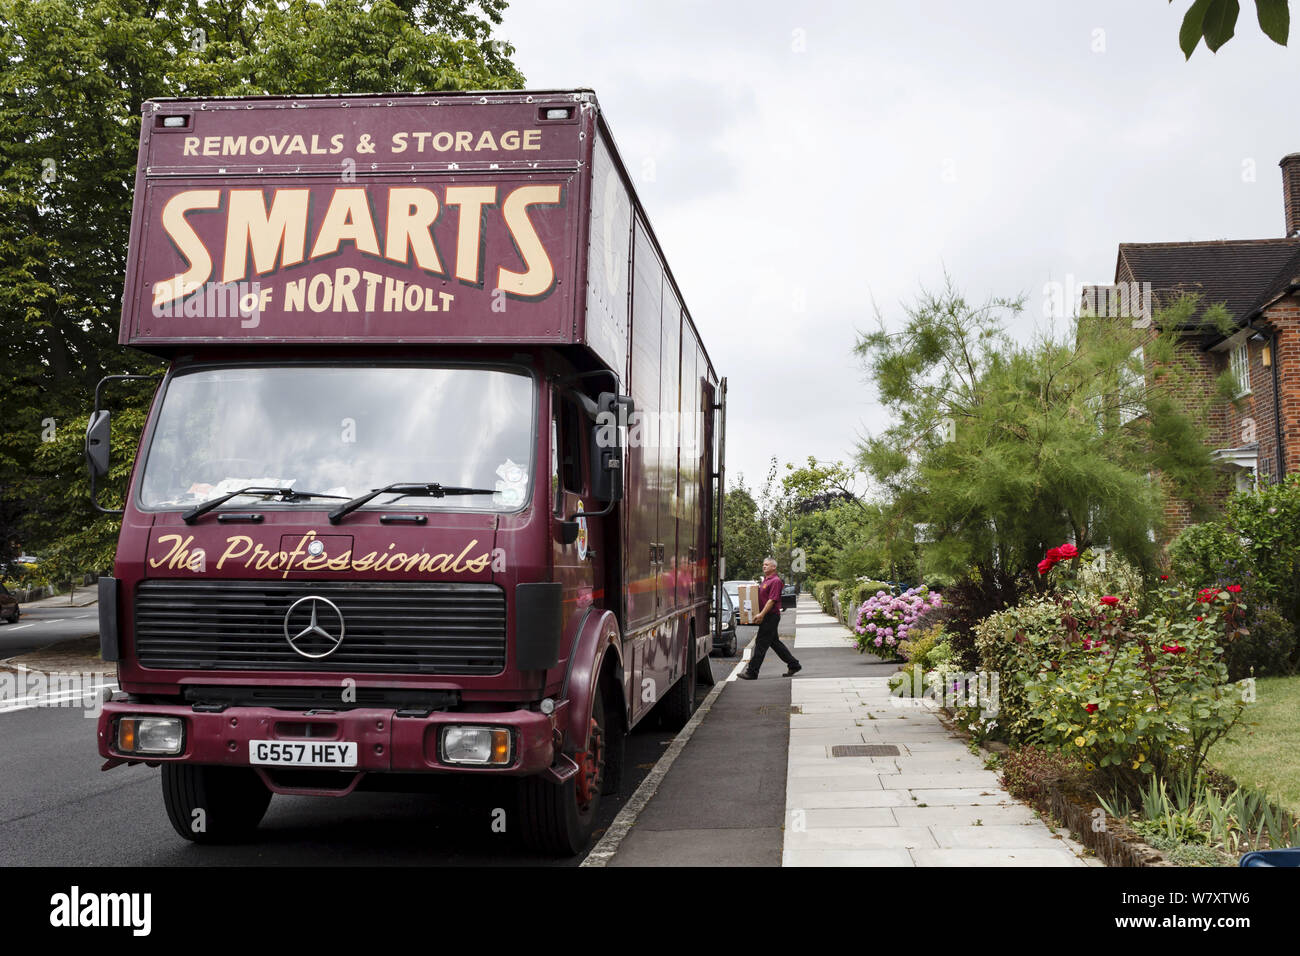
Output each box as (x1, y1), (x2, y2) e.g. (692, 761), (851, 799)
(1056, 543), (1079, 561)
(1195, 616), (1203, 622)
(1196, 588), (1221, 604)
(1161, 643), (1187, 654)
(1045, 547), (1061, 562)
(1160, 575), (1169, 581)
(1084, 703), (1098, 713)
(1037, 558), (1055, 575)
(1100, 596), (1119, 606)
(1226, 585), (1242, 594)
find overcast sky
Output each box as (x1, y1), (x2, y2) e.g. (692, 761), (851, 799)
(500, 0), (1300, 496)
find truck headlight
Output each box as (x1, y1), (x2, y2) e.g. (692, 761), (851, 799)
(440, 726), (512, 766)
(117, 716), (184, 755)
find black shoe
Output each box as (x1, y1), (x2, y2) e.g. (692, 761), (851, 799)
(737, 671), (757, 680)
(784, 663), (802, 677)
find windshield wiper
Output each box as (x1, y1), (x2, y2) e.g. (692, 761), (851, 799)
(327, 482), (498, 524)
(181, 487), (350, 524)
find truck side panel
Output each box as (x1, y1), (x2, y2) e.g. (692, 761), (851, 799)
(679, 338), (699, 608)
(658, 286), (682, 619)
(583, 134), (632, 375)
(626, 219), (662, 634)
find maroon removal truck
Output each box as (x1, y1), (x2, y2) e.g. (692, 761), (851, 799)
(86, 89), (728, 855)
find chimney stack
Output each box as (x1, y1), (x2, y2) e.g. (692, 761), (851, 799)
(1281, 154), (1300, 238)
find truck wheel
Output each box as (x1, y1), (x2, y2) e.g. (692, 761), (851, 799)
(161, 763), (272, 844)
(518, 690), (607, 856)
(696, 643), (716, 687)
(658, 638), (698, 730)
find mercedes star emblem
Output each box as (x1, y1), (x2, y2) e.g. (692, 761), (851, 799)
(283, 595), (346, 659)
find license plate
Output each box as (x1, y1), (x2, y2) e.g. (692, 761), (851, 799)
(249, 740), (358, 768)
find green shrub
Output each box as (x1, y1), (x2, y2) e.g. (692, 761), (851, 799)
(1025, 589), (1248, 790)
(904, 616), (945, 650)
(889, 624), (954, 696)
(834, 583), (853, 624)
(1168, 475), (1300, 668)
(925, 635), (953, 668)
(812, 580), (840, 615)
(1073, 549), (1145, 606)
(898, 624), (943, 664)
(1224, 601), (1296, 680)
(1168, 521), (1245, 591)
(970, 595), (1064, 744)
(849, 579), (892, 613)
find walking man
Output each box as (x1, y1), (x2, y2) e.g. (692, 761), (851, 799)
(737, 557), (800, 679)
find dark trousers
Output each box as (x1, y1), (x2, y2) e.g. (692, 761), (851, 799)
(745, 613), (797, 676)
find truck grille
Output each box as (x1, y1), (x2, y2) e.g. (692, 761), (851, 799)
(134, 580), (506, 675)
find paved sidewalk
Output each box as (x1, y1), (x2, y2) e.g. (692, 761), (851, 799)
(16, 585), (99, 610)
(783, 595), (1093, 867)
(594, 594), (1096, 867)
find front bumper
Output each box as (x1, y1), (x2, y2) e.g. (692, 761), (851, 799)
(96, 699), (559, 781)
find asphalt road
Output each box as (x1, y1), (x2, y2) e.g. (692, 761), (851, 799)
(0, 611), (788, 866)
(0, 604), (99, 658)
(0, 666), (721, 867)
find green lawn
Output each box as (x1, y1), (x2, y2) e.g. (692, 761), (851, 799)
(1209, 674), (1300, 815)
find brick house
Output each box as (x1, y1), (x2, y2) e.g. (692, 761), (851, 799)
(1101, 154), (1300, 535)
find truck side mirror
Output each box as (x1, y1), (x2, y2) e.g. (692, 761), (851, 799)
(86, 410), (111, 478)
(590, 391), (631, 503)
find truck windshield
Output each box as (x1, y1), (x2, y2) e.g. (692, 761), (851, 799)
(139, 364), (535, 513)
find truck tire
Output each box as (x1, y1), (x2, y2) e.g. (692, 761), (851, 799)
(696, 641), (716, 687)
(161, 763), (272, 844)
(518, 690), (607, 856)
(657, 635), (698, 730)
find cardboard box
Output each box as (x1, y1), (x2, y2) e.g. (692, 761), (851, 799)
(737, 583), (760, 625)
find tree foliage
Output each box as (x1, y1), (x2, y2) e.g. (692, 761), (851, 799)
(780, 457), (918, 583)
(0, 0), (523, 574)
(1172, 0), (1290, 57)
(854, 278), (1226, 588)
(722, 483), (768, 582)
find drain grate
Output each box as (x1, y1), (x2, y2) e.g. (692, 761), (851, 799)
(831, 744), (899, 757)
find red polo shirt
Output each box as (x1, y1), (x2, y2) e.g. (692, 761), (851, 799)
(760, 573), (783, 618)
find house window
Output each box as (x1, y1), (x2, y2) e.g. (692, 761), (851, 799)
(1235, 467), (1257, 494)
(1230, 344), (1251, 397)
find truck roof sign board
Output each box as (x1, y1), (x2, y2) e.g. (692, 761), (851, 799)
(121, 92), (594, 349)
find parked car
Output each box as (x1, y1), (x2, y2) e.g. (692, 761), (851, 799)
(710, 587), (738, 656)
(0, 584), (20, 624)
(781, 583), (797, 608)
(722, 579), (744, 607)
